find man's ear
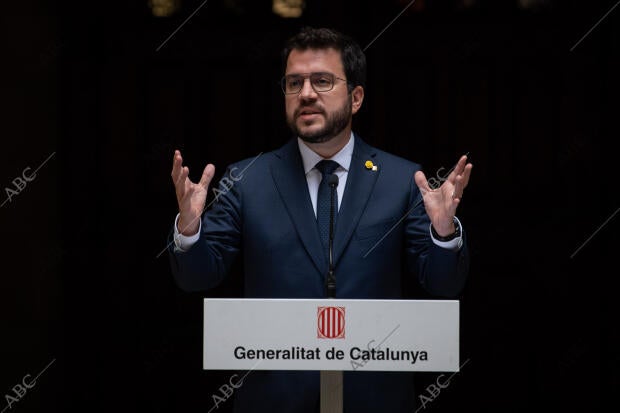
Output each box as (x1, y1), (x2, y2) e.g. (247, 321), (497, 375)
(351, 85), (364, 115)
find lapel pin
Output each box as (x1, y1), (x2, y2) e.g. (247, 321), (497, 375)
(365, 160), (378, 171)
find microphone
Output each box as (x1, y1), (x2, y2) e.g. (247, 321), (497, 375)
(326, 174), (339, 298)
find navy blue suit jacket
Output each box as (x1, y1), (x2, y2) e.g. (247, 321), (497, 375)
(168, 135), (469, 412)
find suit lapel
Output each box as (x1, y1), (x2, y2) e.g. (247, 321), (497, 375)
(333, 136), (380, 265)
(271, 139), (328, 277)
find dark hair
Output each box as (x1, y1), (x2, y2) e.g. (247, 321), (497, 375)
(281, 27), (366, 92)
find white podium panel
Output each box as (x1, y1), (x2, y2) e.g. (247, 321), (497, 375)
(203, 298), (459, 372)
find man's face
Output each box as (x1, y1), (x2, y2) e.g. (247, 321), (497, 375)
(284, 48), (352, 144)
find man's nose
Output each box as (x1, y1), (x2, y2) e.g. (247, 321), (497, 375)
(299, 78), (318, 100)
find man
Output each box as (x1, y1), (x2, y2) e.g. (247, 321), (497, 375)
(168, 27), (472, 412)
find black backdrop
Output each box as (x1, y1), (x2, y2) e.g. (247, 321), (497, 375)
(1, 0), (618, 412)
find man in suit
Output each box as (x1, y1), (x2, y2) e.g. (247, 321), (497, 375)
(168, 27), (472, 413)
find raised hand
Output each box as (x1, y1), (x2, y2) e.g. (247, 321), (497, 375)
(171, 150), (215, 236)
(414, 155), (473, 237)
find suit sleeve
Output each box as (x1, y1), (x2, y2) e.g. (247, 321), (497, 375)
(404, 173), (469, 298)
(167, 166), (243, 292)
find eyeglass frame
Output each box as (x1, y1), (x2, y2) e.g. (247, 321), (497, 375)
(280, 71), (349, 95)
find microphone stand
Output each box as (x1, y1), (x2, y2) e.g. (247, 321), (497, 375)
(326, 174), (338, 298)
(321, 173), (342, 413)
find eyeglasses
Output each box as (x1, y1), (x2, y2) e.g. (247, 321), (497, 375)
(280, 72), (347, 95)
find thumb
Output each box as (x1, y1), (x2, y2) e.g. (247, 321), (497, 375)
(414, 170), (430, 194)
(199, 164), (216, 189)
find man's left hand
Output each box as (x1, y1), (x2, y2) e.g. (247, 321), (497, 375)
(414, 155), (473, 237)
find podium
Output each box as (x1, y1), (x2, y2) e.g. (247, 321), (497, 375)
(203, 299), (460, 412)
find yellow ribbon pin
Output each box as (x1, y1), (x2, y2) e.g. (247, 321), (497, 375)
(365, 160), (378, 171)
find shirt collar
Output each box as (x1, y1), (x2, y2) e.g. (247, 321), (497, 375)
(297, 132), (355, 174)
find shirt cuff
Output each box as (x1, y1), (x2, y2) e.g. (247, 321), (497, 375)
(173, 213), (201, 252)
(429, 216), (464, 251)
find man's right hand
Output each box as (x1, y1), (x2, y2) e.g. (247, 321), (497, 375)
(171, 150), (215, 236)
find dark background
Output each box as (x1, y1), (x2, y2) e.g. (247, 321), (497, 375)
(1, 0), (618, 412)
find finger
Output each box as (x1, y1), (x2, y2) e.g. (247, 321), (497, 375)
(175, 166), (190, 197)
(454, 164), (472, 197)
(414, 170), (431, 195)
(452, 155), (468, 177)
(184, 171), (194, 200)
(171, 150), (184, 183)
(199, 164), (216, 189)
(451, 157), (471, 191)
(444, 155), (466, 185)
(454, 162), (474, 198)
(181, 166), (190, 187)
(453, 173), (464, 200)
(459, 163), (473, 190)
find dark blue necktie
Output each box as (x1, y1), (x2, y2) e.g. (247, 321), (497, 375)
(315, 160), (339, 257)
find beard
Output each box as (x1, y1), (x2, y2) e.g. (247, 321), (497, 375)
(287, 95), (352, 144)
